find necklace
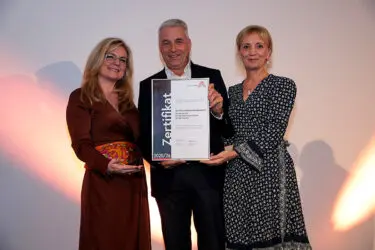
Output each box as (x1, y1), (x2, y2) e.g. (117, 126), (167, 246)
(244, 83), (255, 96)
(244, 72), (269, 96)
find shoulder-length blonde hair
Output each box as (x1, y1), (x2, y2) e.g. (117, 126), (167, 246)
(80, 37), (135, 113)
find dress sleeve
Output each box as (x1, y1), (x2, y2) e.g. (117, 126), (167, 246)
(234, 78), (297, 171)
(66, 90), (110, 175)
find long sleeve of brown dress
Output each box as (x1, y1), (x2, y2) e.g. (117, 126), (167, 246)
(66, 89), (111, 174)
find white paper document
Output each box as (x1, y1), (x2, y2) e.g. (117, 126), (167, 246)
(152, 78), (210, 160)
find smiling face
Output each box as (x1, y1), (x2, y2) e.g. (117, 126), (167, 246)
(98, 45), (127, 82)
(238, 32), (271, 71)
(159, 26), (191, 75)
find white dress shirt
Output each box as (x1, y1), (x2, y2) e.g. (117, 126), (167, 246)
(164, 62), (223, 119)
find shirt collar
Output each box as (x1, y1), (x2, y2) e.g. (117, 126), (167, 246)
(165, 61), (192, 79)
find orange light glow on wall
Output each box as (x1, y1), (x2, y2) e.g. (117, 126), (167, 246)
(0, 75), (84, 202)
(0, 75), (197, 248)
(332, 136), (375, 231)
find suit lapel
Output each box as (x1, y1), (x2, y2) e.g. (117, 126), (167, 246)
(191, 62), (202, 78)
(154, 69), (167, 79)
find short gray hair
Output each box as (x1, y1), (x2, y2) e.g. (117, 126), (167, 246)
(158, 18), (189, 38)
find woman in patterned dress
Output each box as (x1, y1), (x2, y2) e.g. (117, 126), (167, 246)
(66, 38), (151, 250)
(202, 26), (312, 249)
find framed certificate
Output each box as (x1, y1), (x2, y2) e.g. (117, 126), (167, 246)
(151, 78), (210, 161)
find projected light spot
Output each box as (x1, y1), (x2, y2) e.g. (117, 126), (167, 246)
(332, 136), (375, 231)
(0, 75), (83, 201)
(0, 75), (198, 247)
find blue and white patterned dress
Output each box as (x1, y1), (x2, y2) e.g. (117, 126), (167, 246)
(224, 74), (312, 250)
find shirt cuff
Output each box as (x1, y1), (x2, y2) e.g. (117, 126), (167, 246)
(211, 111), (223, 120)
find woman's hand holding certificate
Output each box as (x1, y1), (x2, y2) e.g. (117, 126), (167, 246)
(107, 158), (143, 174)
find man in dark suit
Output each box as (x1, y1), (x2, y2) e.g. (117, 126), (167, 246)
(138, 19), (232, 250)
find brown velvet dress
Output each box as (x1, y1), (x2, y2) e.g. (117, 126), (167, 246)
(66, 88), (151, 250)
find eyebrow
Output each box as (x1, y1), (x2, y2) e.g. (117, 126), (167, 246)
(242, 41), (265, 44)
(107, 52), (127, 58)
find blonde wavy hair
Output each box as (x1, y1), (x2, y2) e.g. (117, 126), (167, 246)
(236, 25), (273, 53)
(80, 37), (135, 113)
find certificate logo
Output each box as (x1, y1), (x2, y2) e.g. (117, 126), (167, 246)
(198, 81), (206, 88)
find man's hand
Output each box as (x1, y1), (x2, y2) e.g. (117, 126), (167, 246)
(208, 84), (223, 116)
(160, 160), (186, 169)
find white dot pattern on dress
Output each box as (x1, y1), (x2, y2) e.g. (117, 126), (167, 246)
(224, 74), (311, 250)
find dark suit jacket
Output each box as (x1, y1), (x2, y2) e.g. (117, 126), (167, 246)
(138, 62), (232, 198)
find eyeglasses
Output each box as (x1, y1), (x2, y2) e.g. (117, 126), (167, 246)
(104, 53), (128, 66)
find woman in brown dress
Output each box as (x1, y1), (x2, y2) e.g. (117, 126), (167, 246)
(66, 37), (151, 250)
